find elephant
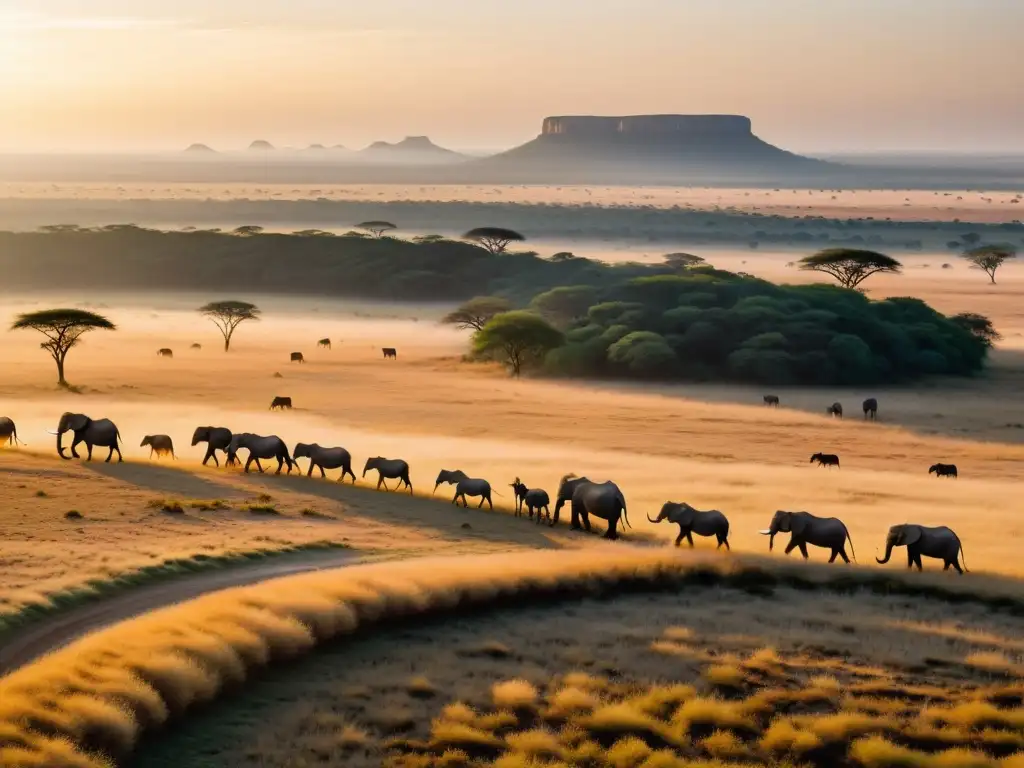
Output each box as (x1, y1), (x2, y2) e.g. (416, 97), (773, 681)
(763, 395), (780, 407)
(294, 443), (356, 483)
(0, 417), (22, 447)
(759, 510), (856, 564)
(810, 452), (840, 468)
(553, 474), (630, 540)
(52, 413), (123, 462)
(318, 338), (332, 350)
(929, 463), (958, 478)
(141, 434), (176, 459)
(510, 478), (550, 522)
(191, 426), (234, 467)
(382, 347), (397, 359)
(827, 402), (843, 418)
(876, 524), (968, 574)
(648, 502), (730, 550)
(863, 398), (878, 420)
(270, 396), (293, 410)
(157, 348), (173, 358)
(364, 457), (412, 493)
(226, 433), (294, 474)
(434, 469), (494, 509)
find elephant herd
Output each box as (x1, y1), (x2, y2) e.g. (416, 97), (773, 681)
(3, 411), (971, 574)
(764, 395), (878, 421)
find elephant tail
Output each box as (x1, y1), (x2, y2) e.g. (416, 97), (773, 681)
(620, 494), (631, 529)
(846, 529), (857, 563)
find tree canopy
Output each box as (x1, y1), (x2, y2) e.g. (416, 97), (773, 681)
(952, 312), (1002, 347)
(463, 227), (525, 255)
(797, 248), (903, 289)
(199, 300), (260, 351)
(663, 252), (707, 270)
(960, 243), (1017, 284)
(441, 296), (513, 332)
(357, 221), (397, 238)
(473, 311), (563, 377)
(529, 285), (598, 328)
(11, 308), (116, 386)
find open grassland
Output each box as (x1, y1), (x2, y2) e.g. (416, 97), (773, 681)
(3, 549), (1024, 767)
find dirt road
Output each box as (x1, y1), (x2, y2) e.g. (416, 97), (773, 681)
(0, 548), (357, 676)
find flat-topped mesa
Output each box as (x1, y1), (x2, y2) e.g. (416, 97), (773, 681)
(541, 114), (754, 139)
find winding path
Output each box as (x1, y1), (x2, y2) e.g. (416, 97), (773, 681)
(0, 548), (357, 676)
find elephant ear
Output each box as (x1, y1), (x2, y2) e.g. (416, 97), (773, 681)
(790, 513), (809, 536)
(68, 414), (89, 431)
(671, 504), (695, 527)
(902, 525), (922, 546)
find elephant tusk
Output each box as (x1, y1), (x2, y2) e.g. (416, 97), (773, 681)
(46, 430), (60, 436)
(758, 529), (771, 535)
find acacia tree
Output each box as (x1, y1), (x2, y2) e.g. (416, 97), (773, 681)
(473, 311), (563, 377)
(663, 252), (706, 270)
(961, 244), (1017, 284)
(529, 285), (598, 328)
(797, 248), (902, 289)
(11, 308), (116, 386)
(463, 227), (525, 255)
(441, 296), (512, 331)
(357, 221), (397, 238)
(199, 301), (260, 351)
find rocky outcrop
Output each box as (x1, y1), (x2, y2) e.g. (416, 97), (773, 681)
(184, 143), (216, 153)
(361, 136), (464, 162)
(480, 114), (834, 182)
(248, 140), (275, 151)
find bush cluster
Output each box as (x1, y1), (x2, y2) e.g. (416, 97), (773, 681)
(538, 267), (991, 385)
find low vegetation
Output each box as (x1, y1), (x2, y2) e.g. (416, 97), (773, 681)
(7, 548), (1024, 767)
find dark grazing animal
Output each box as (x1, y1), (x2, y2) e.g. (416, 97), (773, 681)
(382, 347), (397, 359)
(290, 352), (305, 363)
(140, 434), (176, 459)
(157, 348), (173, 358)
(190, 343), (202, 350)
(827, 402), (843, 418)
(810, 452), (840, 468)
(929, 463), (958, 478)
(863, 398), (878, 420)
(317, 338), (331, 349)
(269, 396), (293, 410)
(510, 478), (551, 522)
(763, 395), (780, 407)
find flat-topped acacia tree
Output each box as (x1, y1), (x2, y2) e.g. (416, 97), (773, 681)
(961, 244), (1017, 284)
(199, 301), (260, 351)
(11, 308), (116, 387)
(463, 227), (525, 255)
(356, 221), (397, 238)
(797, 248), (903, 289)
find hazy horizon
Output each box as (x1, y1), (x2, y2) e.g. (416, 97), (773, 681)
(3, 1), (1024, 155)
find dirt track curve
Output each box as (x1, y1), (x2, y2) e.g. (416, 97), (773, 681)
(0, 548), (357, 676)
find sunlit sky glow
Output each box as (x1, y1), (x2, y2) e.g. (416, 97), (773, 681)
(2, 0), (1022, 153)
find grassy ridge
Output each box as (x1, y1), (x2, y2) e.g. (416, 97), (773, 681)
(3, 549), (1024, 766)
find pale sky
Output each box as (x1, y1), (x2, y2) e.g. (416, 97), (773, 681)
(2, 0), (1022, 153)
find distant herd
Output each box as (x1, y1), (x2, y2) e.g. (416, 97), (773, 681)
(0, 400), (971, 575)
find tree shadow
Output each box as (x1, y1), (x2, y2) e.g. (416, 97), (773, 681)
(84, 461), (242, 498)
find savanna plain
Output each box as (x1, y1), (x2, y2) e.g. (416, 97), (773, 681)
(3, 187), (1024, 768)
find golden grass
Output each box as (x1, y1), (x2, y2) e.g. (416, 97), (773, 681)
(491, 680), (540, 710)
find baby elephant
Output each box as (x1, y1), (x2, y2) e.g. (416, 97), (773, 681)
(648, 502), (730, 549)
(510, 478), (550, 523)
(929, 463), (958, 478)
(876, 523), (967, 574)
(141, 434), (176, 460)
(810, 452), (840, 468)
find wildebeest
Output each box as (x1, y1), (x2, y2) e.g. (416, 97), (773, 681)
(157, 348), (173, 358)
(290, 352), (305, 363)
(863, 398), (878, 420)
(363, 457), (413, 493)
(140, 434), (176, 459)
(510, 478), (550, 522)
(827, 402), (843, 418)
(269, 396), (293, 410)
(810, 452), (840, 468)
(382, 347), (397, 359)
(317, 338), (331, 349)
(0, 417), (22, 447)
(763, 395), (780, 407)
(929, 463), (958, 478)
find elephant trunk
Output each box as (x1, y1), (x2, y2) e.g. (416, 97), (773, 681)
(433, 482), (440, 495)
(876, 541), (894, 565)
(56, 429), (68, 460)
(647, 513), (661, 524)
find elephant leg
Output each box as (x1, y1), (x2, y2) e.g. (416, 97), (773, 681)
(912, 551), (924, 571)
(275, 457), (283, 475)
(376, 476), (384, 490)
(675, 530), (684, 547)
(244, 457), (253, 473)
(784, 539), (799, 556)
(569, 506), (581, 530)
(828, 550), (838, 563)
(86, 443), (93, 461)
(254, 458), (265, 473)
(949, 559), (963, 575)
(581, 511), (592, 533)
(70, 437), (81, 458)
(838, 548), (850, 564)
(604, 517), (619, 540)
(486, 495), (492, 510)
(686, 531), (695, 548)
(798, 542), (809, 559)
(452, 490), (459, 506)
(106, 445), (115, 463)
